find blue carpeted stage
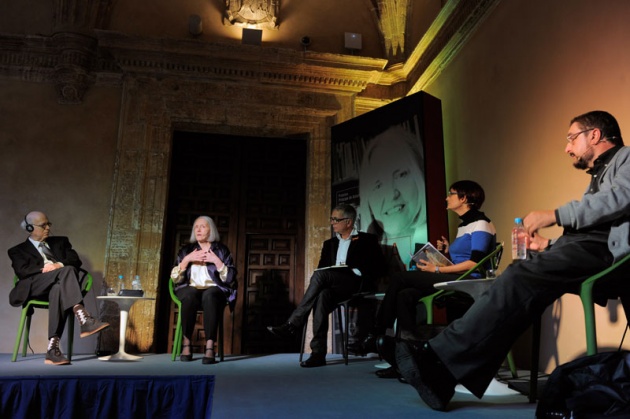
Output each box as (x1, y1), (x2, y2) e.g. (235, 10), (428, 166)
(0, 353), (539, 418)
(0, 374), (214, 419)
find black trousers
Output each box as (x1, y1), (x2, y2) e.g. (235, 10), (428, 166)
(28, 266), (85, 339)
(288, 269), (362, 354)
(175, 286), (227, 342)
(375, 270), (460, 334)
(430, 233), (612, 398)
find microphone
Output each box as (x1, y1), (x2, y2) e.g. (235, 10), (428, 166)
(575, 144), (593, 162)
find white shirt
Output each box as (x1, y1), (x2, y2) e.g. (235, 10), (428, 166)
(28, 238), (58, 265)
(335, 228), (361, 276)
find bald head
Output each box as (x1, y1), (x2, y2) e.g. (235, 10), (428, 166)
(22, 211), (52, 241)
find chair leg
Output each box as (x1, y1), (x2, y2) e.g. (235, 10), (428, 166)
(506, 350), (518, 378)
(339, 303), (349, 365)
(580, 292), (598, 356)
(67, 314), (74, 361)
(299, 321), (307, 363)
(22, 313), (32, 357)
(218, 312), (225, 362)
(529, 317), (541, 403)
(172, 312), (182, 362)
(12, 308), (30, 362)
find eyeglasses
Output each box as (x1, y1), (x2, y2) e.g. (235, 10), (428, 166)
(34, 222), (52, 229)
(330, 217), (349, 224)
(447, 191), (458, 197)
(566, 128), (594, 143)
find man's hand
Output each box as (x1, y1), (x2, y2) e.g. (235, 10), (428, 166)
(528, 232), (551, 252)
(42, 262), (62, 273)
(523, 210), (556, 236)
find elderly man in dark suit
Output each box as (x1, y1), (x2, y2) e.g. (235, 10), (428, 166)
(267, 204), (387, 367)
(8, 211), (109, 365)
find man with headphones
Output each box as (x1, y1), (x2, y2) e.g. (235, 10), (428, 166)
(8, 211), (109, 365)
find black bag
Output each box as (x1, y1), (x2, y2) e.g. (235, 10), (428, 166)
(536, 351), (630, 418)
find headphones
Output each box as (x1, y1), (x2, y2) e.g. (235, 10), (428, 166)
(24, 215), (34, 232)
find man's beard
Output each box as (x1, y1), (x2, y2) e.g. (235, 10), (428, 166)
(573, 158), (589, 170)
(572, 148), (593, 170)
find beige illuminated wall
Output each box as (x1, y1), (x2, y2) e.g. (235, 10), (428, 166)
(425, 0), (630, 371)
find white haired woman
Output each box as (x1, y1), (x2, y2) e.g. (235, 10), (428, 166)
(170, 216), (237, 364)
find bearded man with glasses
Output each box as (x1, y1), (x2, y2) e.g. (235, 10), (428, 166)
(267, 203), (386, 367)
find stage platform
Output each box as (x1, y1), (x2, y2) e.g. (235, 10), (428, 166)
(1, 352), (539, 418)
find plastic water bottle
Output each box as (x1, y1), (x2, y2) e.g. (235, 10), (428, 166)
(512, 217), (527, 260)
(118, 275), (125, 293)
(132, 275), (142, 291)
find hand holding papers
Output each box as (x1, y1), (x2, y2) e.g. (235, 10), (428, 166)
(411, 242), (453, 267)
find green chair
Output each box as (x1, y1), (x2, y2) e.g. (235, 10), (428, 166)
(579, 252), (630, 356)
(418, 243), (518, 378)
(419, 243), (503, 324)
(169, 279), (227, 362)
(11, 269), (93, 362)
(528, 252), (630, 402)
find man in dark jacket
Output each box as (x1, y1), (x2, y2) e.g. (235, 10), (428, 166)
(268, 203), (386, 367)
(8, 211), (109, 365)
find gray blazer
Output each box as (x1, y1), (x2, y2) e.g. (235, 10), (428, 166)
(556, 146), (630, 262)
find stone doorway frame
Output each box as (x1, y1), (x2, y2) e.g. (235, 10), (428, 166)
(100, 76), (355, 352)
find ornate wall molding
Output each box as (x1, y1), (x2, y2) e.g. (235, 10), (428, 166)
(53, 0), (115, 33)
(0, 1), (502, 104)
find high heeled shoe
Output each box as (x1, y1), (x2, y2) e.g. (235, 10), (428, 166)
(180, 344), (193, 362)
(202, 347), (217, 365)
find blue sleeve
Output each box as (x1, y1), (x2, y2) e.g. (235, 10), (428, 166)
(469, 231), (495, 263)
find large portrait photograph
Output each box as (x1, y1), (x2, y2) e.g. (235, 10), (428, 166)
(331, 91), (447, 271)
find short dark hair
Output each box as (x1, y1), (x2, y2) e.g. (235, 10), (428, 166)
(571, 110), (624, 146)
(333, 204), (357, 223)
(450, 180), (485, 210)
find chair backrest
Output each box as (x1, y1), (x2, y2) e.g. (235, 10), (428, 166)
(168, 278), (182, 306)
(455, 242), (503, 281)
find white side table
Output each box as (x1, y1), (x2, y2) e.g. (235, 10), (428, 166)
(96, 296), (155, 361)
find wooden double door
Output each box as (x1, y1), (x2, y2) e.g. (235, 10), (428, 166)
(158, 131), (306, 355)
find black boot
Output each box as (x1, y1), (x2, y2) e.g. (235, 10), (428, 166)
(267, 321), (297, 338)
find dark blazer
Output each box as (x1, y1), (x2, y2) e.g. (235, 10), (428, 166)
(172, 241), (238, 308)
(317, 231), (386, 286)
(8, 236), (82, 307)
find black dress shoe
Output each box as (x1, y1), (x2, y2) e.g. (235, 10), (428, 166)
(202, 348), (217, 364)
(300, 354), (326, 368)
(349, 334), (378, 356)
(375, 366), (400, 379)
(202, 357), (217, 365)
(180, 344), (193, 362)
(267, 322), (297, 338)
(395, 341), (456, 411)
(377, 335), (397, 367)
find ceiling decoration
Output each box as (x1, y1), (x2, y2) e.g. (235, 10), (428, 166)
(224, 0), (280, 30)
(371, 0), (412, 63)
